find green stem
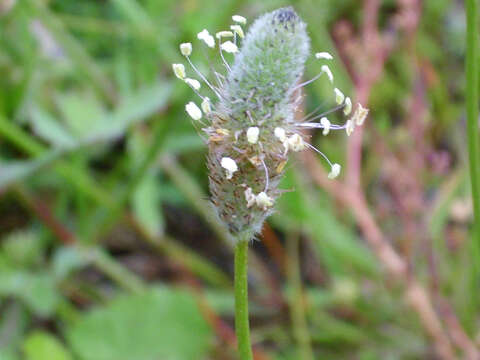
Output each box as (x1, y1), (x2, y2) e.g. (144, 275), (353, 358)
(234, 238), (253, 360)
(466, 0), (480, 330)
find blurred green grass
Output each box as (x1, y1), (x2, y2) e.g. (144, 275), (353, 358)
(0, 0), (476, 359)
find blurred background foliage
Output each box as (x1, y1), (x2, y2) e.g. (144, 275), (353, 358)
(0, 0), (477, 359)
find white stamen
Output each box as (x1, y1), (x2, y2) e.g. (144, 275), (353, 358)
(244, 187), (256, 208)
(246, 127), (260, 144)
(216, 31), (234, 39)
(230, 25), (244, 39)
(201, 97), (211, 114)
(232, 15), (247, 24)
(274, 127), (286, 142)
(315, 52), (333, 60)
(328, 163), (341, 179)
(287, 134), (306, 152)
(220, 41), (239, 53)
(221, 157), (238, 179)
(256, 192), (274, 210)
(320, 117), (331, 135)
(197, 29), (215, 48)
(343, 97), (352, 115)
(321, 65), (334, 83)
(172, 63), (186, 79)
(346, 119), (355, 136)
(180, 43), (192, 56)
(184, 78), (201, 90)
(334, 88), (345, 105)
(185, 102), (202, 121)
(353, 103), (369, 125)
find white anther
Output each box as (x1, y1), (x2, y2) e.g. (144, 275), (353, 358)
(185, 102), (202, 121)
(180, 43), (192, 56)
(320, 117), (331, 136)
(172, 64), (186, 80)
(216, 31), (234, 39)
(334, 88), (345, 105)
(244, 187), (256, 208)
(328, 163), (341, 179)
(220, 41), (239, 53)
(321, 65), (334, 83)
(232, 15), (247, 24)
(353, 103), (369, 126)
(343, 97), (352, 115)
(315, 52), (333, 60)
(246, 127), (260, 144)
(230, 25), (244, 38)
(184, 78), (201, 90)
(221, 157), (238, 179)
(197, 29), (215, 48)
(274, 127), (286, 142)
(346, 119), (355, 136)
(287, 134), (306, 152)
(201, 97), (211, 114)
(256, 192), (274, 210)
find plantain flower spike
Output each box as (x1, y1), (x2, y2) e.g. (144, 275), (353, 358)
(173, 7), (368, 240)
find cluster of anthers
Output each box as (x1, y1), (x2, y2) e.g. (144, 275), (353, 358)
(172, 9), (368, 234)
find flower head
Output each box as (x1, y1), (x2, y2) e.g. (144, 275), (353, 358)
(173, 7), (368, 238)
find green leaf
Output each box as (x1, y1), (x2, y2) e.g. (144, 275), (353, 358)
(67, 287), (213, 360)
(29, 106), (76, 147)
(132, 175), (164, 237)
(1, 230), (45, 267)
(0, 271), (60, 316)
(55, 92), (105, 139)
(23, 332), (73, 360)
(0, 151), (63, 189)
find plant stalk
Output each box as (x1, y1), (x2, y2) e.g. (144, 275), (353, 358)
(466, 0), (480, 330)
(234, 238), (253, 360)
